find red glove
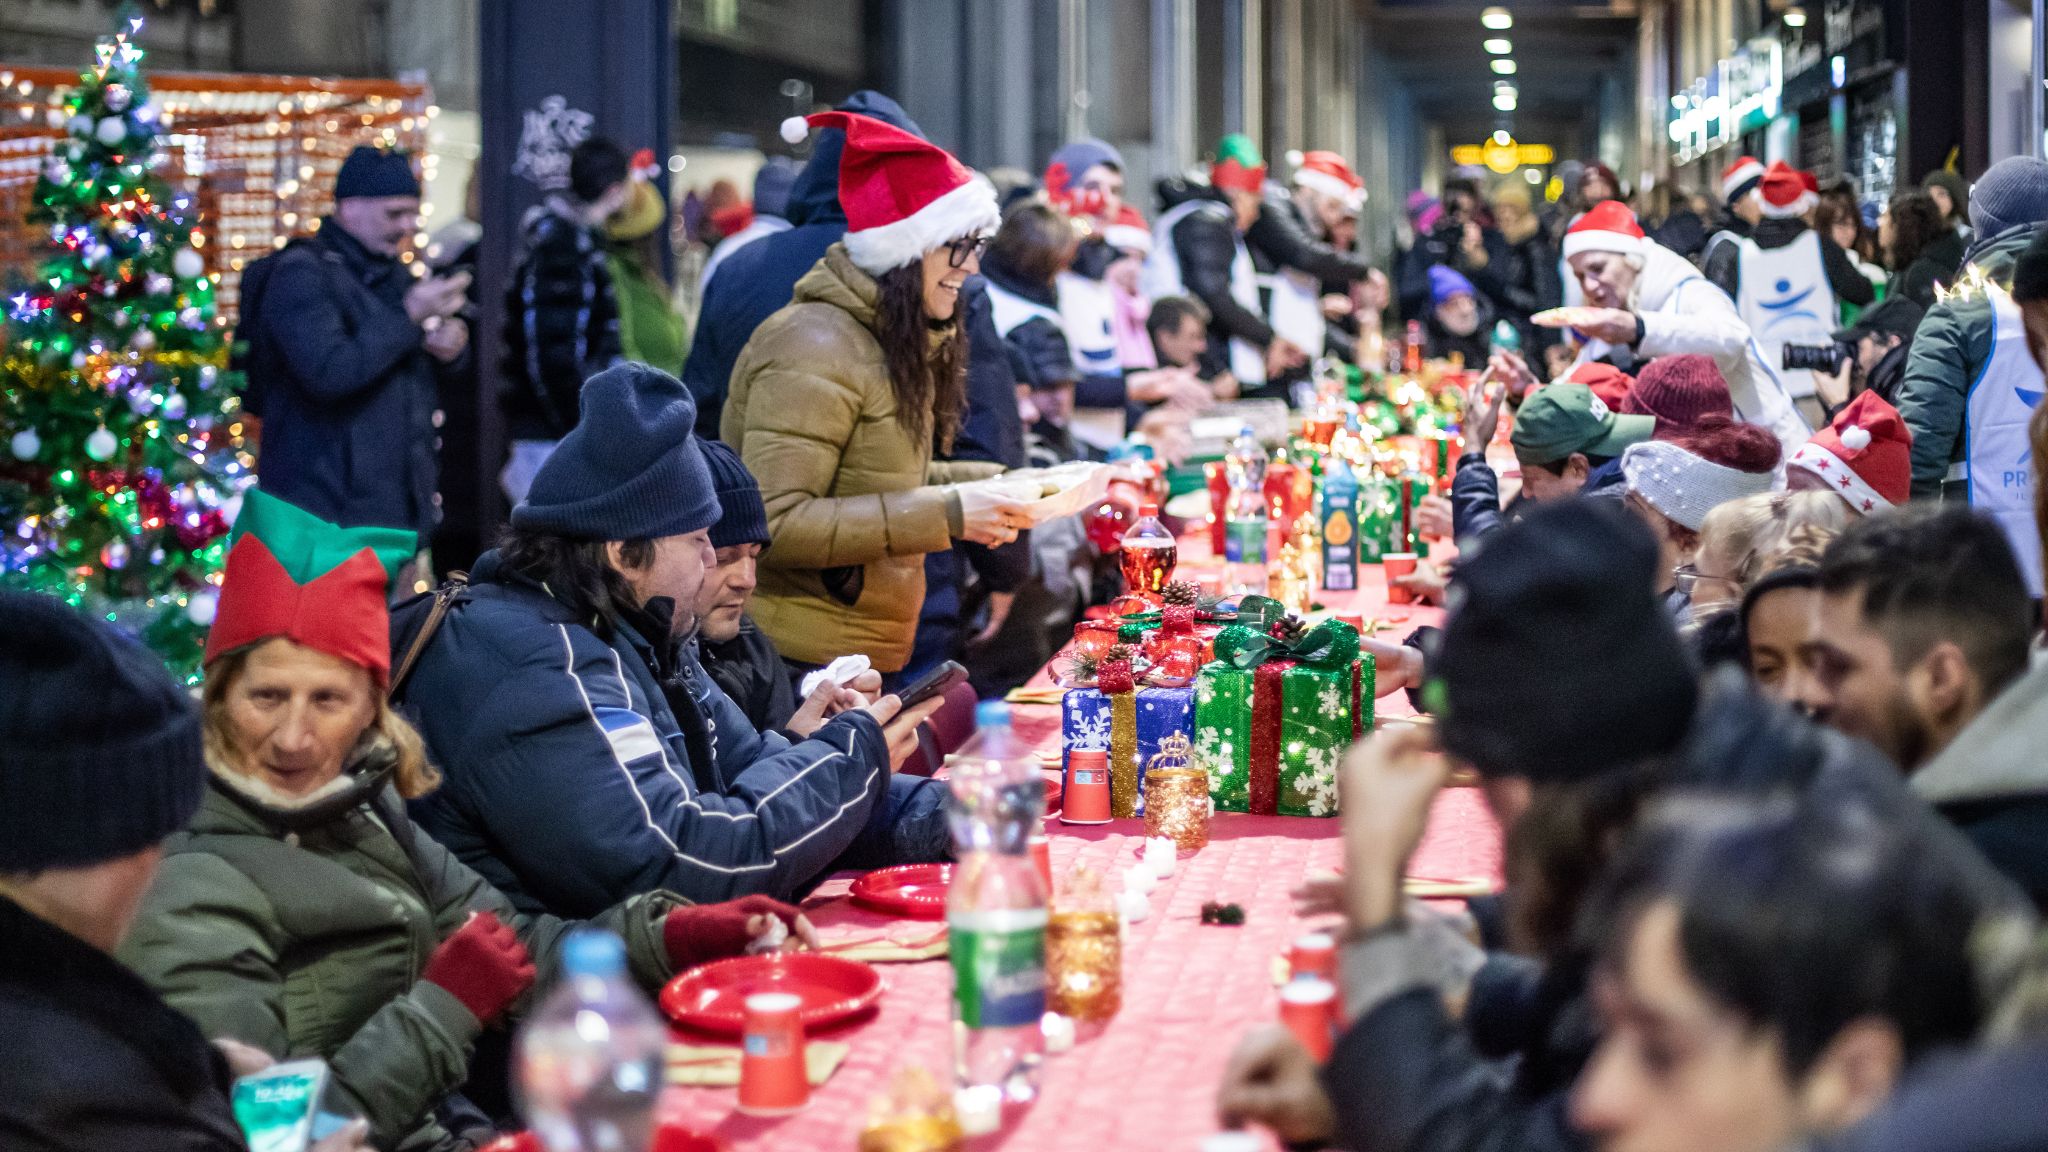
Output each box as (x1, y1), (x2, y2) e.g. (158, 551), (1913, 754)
(663, 895), (804, 970)
(422, 911), (535, 1026)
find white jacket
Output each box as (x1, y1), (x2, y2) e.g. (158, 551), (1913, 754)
(1575, 241), (1811, 452)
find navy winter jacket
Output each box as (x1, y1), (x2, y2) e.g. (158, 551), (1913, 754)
(243, 218), (443, 534)
(390, 551), (891, 914)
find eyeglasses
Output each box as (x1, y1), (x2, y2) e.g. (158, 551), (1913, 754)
(946, 234), (991, 269)
(1673, 563), (1742, 598)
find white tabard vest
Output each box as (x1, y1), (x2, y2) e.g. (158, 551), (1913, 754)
(983, 281), (1064, 341)
(1966, 282), (2045, 594)
(1263, 266), (1327, 359)
(1144, 199), (1266, 384)
(1055, 270), (1121, 377)
(1735, 230), (1837, 400)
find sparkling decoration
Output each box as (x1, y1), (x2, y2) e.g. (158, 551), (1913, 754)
(0, 12), (249, 681)
(1142, 740), (1211, 852)
(1046, 908), (1122, 1023)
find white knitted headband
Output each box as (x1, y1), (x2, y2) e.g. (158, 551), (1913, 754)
(1621, 440), (1778, 532)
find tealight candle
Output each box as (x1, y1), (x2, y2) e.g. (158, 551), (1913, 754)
(1041, 1011), (1077, 1053)
(1144, 836), (1178, 878)
(1123, 862), (1156, 895)
(1115, 887), (1150, 923)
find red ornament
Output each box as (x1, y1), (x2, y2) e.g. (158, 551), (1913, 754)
(1097, 658), (1136, 695)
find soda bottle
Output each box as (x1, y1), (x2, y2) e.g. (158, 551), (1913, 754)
(1320, 453), (1360, 592)
(1489, 317), (1522, 360)
(948, 702), (1049, 1107)
(1119, 501), (1177, 595)
(1403, 319), (1425, 375)
(1222, 425), (1270, 597)
(516, 930), (666, 1152)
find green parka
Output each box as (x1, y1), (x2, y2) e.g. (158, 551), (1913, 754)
(119, 744), (686, 1152)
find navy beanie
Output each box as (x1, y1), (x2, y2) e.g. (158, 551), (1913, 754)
(512, 363), (722, 541)
(334, 145), (421, 200)
(0, 590), (206, 872)
(698, 439), (772, 550)
(1968, 156), (2048, 242)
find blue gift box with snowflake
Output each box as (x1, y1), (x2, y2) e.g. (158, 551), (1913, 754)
(1061, 685), (1195, 817)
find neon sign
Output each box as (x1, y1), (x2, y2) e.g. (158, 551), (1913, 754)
(1668, 39), (1783, 164)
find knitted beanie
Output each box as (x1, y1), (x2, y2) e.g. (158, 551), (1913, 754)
(698, 439), (771, 550)
(512, 363), (721, 541)
(1621, 439), (1778, 532)
(1622, 354), (1734, 441)
(1429, 264), (1477, 307)
(0, 590), (206, 871)
(334, 145), (420, 200)
(1969, 156), (2048, 241)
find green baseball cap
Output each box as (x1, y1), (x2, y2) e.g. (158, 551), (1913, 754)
(1509, 383), (1655, 466)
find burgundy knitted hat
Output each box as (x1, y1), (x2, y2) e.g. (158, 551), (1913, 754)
(1622, 354), (1734, 441)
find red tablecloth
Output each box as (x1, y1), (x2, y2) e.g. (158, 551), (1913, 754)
(660, 538), (1498, 1151)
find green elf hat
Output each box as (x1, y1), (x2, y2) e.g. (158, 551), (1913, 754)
(202, 489), (416, 685)
(1212, 133), (1268, 194)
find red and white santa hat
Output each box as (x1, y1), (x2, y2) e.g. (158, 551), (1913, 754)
(1786, 390), (1913, 512)
(780, 110), (999, 275)
(1102, 203), (1152, 255)
(1561, 200), (1647, 260)
(1290, 150), (1366, 213)
(1721, 155), (1765, 205)
(1757, 160), (1819, 219)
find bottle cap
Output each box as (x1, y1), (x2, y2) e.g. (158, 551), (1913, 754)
(560, 929), (627, 979)
(1138, 501), (1159, 517)
(974, 700), (1011, 730)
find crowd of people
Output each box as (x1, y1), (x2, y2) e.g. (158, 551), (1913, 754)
(7, 77), (2048, 1152)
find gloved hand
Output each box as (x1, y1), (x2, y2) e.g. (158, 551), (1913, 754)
(663, 895), (814, 970)
(422, 911), (535, 1026)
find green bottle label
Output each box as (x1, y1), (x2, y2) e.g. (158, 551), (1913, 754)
(1224, 518), (1267, 564)
(949, 908), (1048, 1029)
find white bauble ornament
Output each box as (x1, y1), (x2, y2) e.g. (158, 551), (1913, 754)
(125, 388), (155, 415)
(99, 539), (131, 570)
(67, 114), (94, 139)
(171, 248), (205, 280)
(9, 429), (40, 461)
(129, 328), (156, 352)
(185, 589), (218, 627)
(44, 158), (70, 184)
(160, 393), (188, 421)
(95, 116), (128, 146)
(84, 426), (118, 461)
(102, 83), (131, 112)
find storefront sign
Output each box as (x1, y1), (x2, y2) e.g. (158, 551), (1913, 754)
(1449, 140), (1555, 173)
(1669, 39), (1783, 164)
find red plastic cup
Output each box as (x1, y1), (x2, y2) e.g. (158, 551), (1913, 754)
(1279, 978), (1336, 1062)
(736, 992), (809, 1116)
(1335, 614), (1365, 636)
(1383, 552), (1419, 605)
(1030, 833), (1053, 897)
(1062, 749), (1113, 825)
(1288, 932), (1337, 983)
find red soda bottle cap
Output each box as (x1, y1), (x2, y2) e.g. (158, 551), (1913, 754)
(1139, 501), (1159, 517)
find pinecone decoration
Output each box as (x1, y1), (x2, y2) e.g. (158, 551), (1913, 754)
(1162, 579), (1200, 607)
(1268, 615), (1308, 645)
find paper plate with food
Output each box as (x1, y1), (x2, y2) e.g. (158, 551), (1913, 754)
(1529, 306), (1611, 330)
(981, 462), (1118, 526)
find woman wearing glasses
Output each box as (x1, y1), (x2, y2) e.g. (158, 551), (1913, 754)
(1617, 417), (1782, 623)
(723, 111), (1030, 683)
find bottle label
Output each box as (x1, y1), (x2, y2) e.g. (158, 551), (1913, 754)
(1322, 509), (1357, 590)
(1223, 518), (1268, 565)
(949, 907), (1048, 1029)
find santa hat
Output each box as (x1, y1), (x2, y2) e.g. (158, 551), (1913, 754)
(1786, 390), (1913, 513)
(1291, 150), (1365, 213)
(1562, 200), (1647, 260)
(1557, 361), (1637, 411)
(203, 489), (416, 686)
(1758, 160), (1818, 219)
(780, 110), (999, 275)
(1102, 203), (1151, 254)
(1720, 155), (1764, 205)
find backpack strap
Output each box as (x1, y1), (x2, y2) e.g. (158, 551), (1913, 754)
(390, 570), (470, 697)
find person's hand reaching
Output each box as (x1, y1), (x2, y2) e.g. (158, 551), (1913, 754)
(861, 692), (948, 771)
(786, 675), (870, 738)
(664, 895), (818, 969)
(1216, 1025), (1338, 1145)
(422, 911), (535, 1027)
(1338, 727), (1453, 936)
(1414, 493), (1454, 540)
(954, 481), (1034, 547)
(1391, 558), (1450, 606)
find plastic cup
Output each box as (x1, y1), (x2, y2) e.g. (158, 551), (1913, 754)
(1279, 978), (1336, 1062)
(1383, 552), (1419, 605)
(1030, 833), (1053, 897)
(1288, 932), (1337, 983)
(736, 992), (808, 1116)
(1061, 750), (1113, 825)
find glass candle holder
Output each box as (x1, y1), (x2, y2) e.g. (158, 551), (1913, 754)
(1144, 766), (1212, 851)
(1046, 908), (1123, 1023)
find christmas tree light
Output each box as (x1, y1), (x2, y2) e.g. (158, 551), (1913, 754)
(1, 10), (250, 680)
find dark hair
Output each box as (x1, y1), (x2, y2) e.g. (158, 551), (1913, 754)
(1587, 788), (1993, 1074)
(497, 525), (657, 640)
(1676, 415), (1781, 474)
(987, 199), (1076, 289)
(1146, 294), (1211, 338)
(1816, 504), (2034, 700)
(1507, 762), (1667, 959)
(872, 264), (968, 453)
(569, 137), (631, 204)
(1815, 193), (1876, 264)
(1442, 175), (1482, 202)
(1527, 452), (1616, 478)
(1883, 192), (1946, 274)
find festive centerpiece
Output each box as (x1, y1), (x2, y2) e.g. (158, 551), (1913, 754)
(1192, 614), (1373, 818)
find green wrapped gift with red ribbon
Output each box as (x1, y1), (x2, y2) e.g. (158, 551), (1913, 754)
(1191, 615), (1373, 817)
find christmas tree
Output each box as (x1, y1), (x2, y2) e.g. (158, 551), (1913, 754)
(0, 11), (250, 680)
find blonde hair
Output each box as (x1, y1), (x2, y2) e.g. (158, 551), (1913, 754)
(201, 644), (441, 800)
(1698, 491), (1851, 587)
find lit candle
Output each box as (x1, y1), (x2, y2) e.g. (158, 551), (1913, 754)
(1144, 836), (1178, 878)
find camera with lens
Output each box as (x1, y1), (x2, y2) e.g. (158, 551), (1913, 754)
(1782, 342), (1852, 374)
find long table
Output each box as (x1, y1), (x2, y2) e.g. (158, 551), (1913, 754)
(660, 538), (1501, 1151)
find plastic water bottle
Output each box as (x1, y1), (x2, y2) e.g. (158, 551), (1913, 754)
(1223, 425), (1270, 596)
(948, 702), (1049, 1110)
(516, 930), (666, 1152)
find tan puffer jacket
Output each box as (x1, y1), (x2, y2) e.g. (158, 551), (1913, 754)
(723, 245), (1003, 670)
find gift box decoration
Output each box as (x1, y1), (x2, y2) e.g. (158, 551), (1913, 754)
(1059, 644), (1196, 819)
(1191, 618), (1374, 818)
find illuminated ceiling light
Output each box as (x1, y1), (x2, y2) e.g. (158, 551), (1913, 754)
(1481, 7), (1513, 30)
(1492, 129), (1513, 145)
(1491, 59), (1518, 75)
(1525, 168), (1544, 184)
(1484, 38), (1513, 54)
(1784, 7), (1807, 28)
(1493, 92), (1518, 111)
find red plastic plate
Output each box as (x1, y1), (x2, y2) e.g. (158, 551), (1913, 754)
(848, 862), (952, 920)
(659, 952), (884, 1036)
